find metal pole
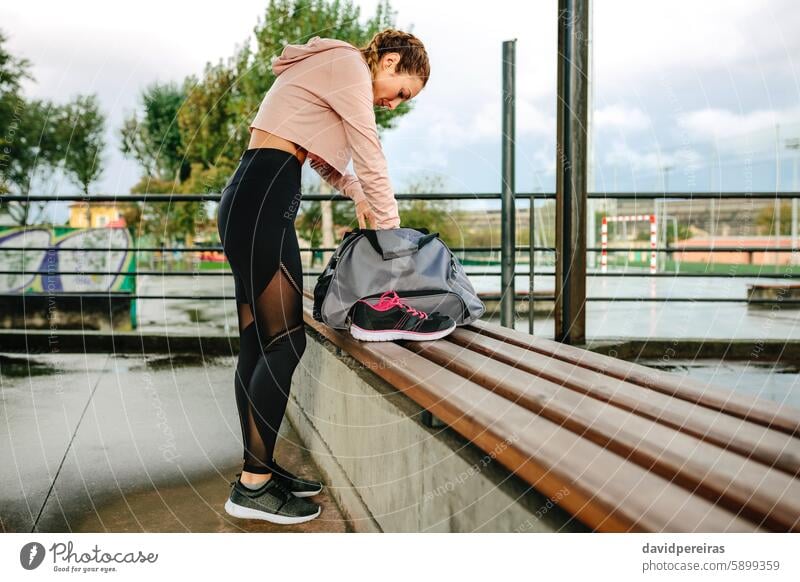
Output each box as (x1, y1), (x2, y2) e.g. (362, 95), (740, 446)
(774, 124), (781, 266)
(709, 141), (718, 257)
(786, 138), (800, 255)
(586, 0), (596, 271)
(672, 216), (680, 273)
(654, 196), (660, 270)
(529, 194), (535, 335)
(500, 39), (517, 328)
(555, 0), (589, 344)
(663, 165), (673, 272)
(793, 155), (798, 255)
(793, 155), (798, 250)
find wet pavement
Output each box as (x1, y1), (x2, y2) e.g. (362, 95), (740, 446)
(0, 352), (350, 533)
(636, 358), (800, 409)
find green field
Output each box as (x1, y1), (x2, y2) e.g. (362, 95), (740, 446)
(605, 257), (796, 276)
(662, 259), (796, 277)
(198, 261), (229, 271)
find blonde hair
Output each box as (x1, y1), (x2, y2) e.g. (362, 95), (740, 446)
(360, 28), (430, 88)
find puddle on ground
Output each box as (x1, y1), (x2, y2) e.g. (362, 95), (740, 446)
(0, 354), (61, 378)
(641, 360), (800, 375)
(181, 307), (212, 323)
(122, 353), (230, 370)
(636, 358), (800, 408)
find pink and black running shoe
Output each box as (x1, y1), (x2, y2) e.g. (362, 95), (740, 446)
(348, 290), (457, 342)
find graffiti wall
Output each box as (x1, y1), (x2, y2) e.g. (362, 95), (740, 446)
(0, 226), (136, 294)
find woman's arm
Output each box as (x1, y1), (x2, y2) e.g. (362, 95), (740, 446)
(308, 152), (366, 203)
(308, 152), (376, 229)
(323, 52), (401, 229)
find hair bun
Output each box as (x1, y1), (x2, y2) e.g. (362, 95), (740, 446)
(360, 28), (430, 86)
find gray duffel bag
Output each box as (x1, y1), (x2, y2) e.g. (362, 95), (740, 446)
(313, 227), (485, 330)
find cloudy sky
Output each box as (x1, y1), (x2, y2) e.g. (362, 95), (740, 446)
(3, 0), (800, 203)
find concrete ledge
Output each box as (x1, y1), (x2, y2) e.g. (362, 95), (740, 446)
(285, 326), (591, 533)
(747, 283), (800, 306)
(0, 330), (239, 356)
(0, 294), (133, 331)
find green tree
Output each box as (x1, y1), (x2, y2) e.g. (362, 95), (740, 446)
(295, 197), (357, 250)
(177, 61), (240, 169)
(120, 81), (188, 182)
(55, 94), (106, 195)
(665, 219), (692, 244)
(1, 98), (63, 225)
(117, 202), (141, 232)
(129, 176), (204, 250)
(122, 80), (222, 247)
(0, 28), (32, 168)
(175, 160), (234, 245)
(0, 31), (65, 225)
(398, 174), (461, 244)
(757, 201), (793, 235)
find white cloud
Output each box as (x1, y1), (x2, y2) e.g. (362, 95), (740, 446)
(594, 104), (650, 132)
(677, 105), (800, 140)
(604, 141), (666, 171)
(673, 104), (800, 161)
(593, 0), (800, 82)
(396, 94), (554, 161)
(6, 1), (264, 100)
(471, 99), (554, 139)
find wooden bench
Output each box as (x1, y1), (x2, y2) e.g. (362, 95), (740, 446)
(301, 295), (800, 532)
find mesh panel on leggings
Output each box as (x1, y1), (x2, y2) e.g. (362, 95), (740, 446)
(234, 262), (306, 474)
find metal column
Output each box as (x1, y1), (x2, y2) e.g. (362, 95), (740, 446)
(500, 39), (517, 328)
(555, 0), (589, 344)
(529, 193), (536, 335)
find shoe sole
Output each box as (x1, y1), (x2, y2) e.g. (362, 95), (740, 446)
(224, 499), (321, 524)
(292, 487), (323, 498)
(349, 321), (456, 342)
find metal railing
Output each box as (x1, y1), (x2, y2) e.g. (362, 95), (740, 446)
(2, 190), (799, 335)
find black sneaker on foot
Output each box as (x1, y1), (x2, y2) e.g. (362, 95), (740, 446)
(270, 459), (324, 498)
(348, 290), (456, 342)
(224, 475), (321, 524)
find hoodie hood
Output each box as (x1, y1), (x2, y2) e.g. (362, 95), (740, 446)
(271, 36), (361, 76)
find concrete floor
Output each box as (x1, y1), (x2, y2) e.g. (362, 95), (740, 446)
(0, 351), (350, 533)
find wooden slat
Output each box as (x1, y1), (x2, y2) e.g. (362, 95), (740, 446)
(301, 299), (765, 532)
(470, 319), (800, 436)
(442, 328), (800, 476)
(405, 338), (800, 531)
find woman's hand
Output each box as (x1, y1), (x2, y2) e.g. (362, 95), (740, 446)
(355, 198), (376, 230)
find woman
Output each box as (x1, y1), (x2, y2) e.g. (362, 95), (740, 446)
(217, 29), (430, 524)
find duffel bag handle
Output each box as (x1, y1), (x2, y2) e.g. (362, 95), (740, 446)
(357, 228), (439, 259)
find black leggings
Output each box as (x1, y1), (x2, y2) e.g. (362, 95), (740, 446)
(216, 147), (306, 475)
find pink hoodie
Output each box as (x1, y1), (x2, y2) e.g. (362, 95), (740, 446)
(249, 36), (401, 229)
